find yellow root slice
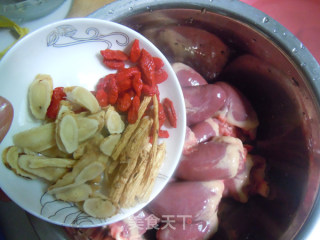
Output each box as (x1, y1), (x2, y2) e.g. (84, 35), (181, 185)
(28, 74), (53, 120)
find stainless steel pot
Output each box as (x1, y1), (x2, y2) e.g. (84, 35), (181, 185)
(90, 0), (320, 239)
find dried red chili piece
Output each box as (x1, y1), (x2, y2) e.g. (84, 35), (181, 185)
(132, 72), (143, 97)
(128, 95), (140, 124)
(100, 49), (129, 61)
(163, 97), (177, 128)
(117, 92), (132, 112)
(103, 59), (125, 70)
(139, 49), (155, 86)
(153, 57), (164, 71)
(130, 39), (141, 63)
(106, 75), (118, 105)
(155, 69), (168, 84)
(46, 87), (66, 119)
(159, 129), (170, 138)
(95, 89), (108, 107)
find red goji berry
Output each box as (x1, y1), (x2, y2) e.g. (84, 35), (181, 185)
(142, 84), (159, 97)
(153, 57), (164, 70)
(106, 75), (118, 105)
(155, 69), (168, 84)
(103, 59), (125, 70)
(95, 89), (108, 107)
(139, 49), (155, 86)
(163, 97), (177, 128)
(158, 103), (166, 128)
(100, 49), (129, 61)
(130, 39), (141, 63)
(117, 92), (132, 112)
(128, 95), (140, 124)
(159, 129), (170, 138)
(117, 77), (132, 93)
(132, 72), (143, 97)
(46, 87), (66, 119)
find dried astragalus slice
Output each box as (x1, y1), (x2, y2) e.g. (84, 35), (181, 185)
(83, 197), (117, 218)
(55, 183), (92, 202)
(27, 157), (75, 169)
(77, 117), (99, 142)
(28, 74), (53, 120)
(56, 113), (79, 153)
(18, 154), (68, 182)
(2, 146), (36, 179)
(99, 134), (121, 156)
(105, 106), (125, 134)
(88, 110), (105, 132)
(75, 161), (105, 184)
(13, 122), (56, 152)
(65, 86), (100, 113)
(49, 151), (99, 190)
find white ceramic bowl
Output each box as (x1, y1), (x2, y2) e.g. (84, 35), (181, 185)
(0, 18), (186, 227)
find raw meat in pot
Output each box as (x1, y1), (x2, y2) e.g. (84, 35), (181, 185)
(148, 181), (224, 240)
(183, 126), (198, 155)
(143, 26), (230, 81)
(190, 118), (220, 144)
(213, 81), (259, 139)
(176, 136), (245, 181)
(182, 84), (226, 126)
(172, 62), (208, 87)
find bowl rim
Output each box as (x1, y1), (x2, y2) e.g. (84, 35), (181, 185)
(0, 16), (186, 228)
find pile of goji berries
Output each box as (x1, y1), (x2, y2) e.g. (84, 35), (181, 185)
(45, 39), (177, 138)
(96, 39), (177, 138)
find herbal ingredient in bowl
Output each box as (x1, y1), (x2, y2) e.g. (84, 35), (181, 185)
(64, 26), (271, 240)
(1, 39), (178, 219)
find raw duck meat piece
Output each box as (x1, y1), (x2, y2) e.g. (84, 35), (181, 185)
(213, 81), (259, 139)
(172, 62), (208, 87)
(223, 154), (254, 203)
(223, 154), (269, 203)
(183, 118), (220, 155)
(176, 136), (245, 181)
(190, 118), (220, 144)
(182, 84), (226, 126)
(142, 26), (230, 81)
(183, 126), (198, 155)
(148, 181), (224, 240)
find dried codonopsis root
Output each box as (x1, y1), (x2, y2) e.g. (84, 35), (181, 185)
(111, 96), (152, 161)
(28, 74), (53, 120)
(108, 116), (153, 205)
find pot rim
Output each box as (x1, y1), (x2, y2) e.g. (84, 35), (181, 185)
(89, 0), (320, 239)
